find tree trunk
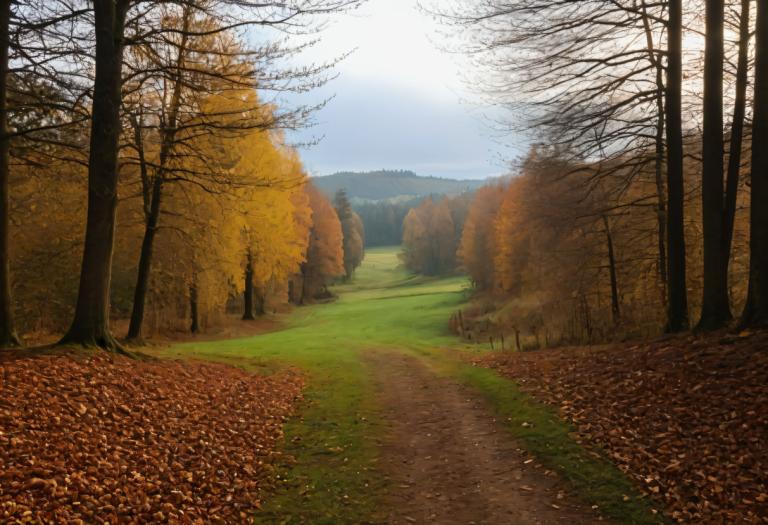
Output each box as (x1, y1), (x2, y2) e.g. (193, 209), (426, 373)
(698, 0), (731, 330)
(189, 282), (199, 334)
(126, 176), (162, 341)
(654, 94), (668, 299)
(580, 293), (593, 343)
(0, 0), (19, 348)
(132, 113), (151, 220)
(665, 0), (690, 332)
(125, 12), (189, 341)
(603, 215), (621, 325)
(254, 284), (266, 316)
(288, 278), (297, 305)
(722, 0), (750, 274)
(242, 249), (255, 320)
(299, 263), (309, 305)
(640, 0), (668, 300)
(743, 0), (768, 326)
(60, 0), (129, 351)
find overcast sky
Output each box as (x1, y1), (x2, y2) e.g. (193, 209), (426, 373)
(279, 0), (523, 180)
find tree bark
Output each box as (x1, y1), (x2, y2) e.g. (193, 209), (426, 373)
(254, 287), (266, 316)
(722, 0), (750, 274)
(242, 249), (255, 320)
(126, 176), (162, 341)
(603, 215), (621, 325)
(189, 282), (199, 334)
(287, 278), (296, 304)
(0, 0), (19, 348)
(654, 89), (668, 298)
(580, 293), (593, 343)
(60, 0), (130, 351)
(299, 262), (309, 305)
(698, 0), (732, 330)
(743, 0), (768, 326)
(665, 0), (690, 332)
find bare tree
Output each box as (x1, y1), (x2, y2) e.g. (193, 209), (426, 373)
(722, 0), (751, 290)
(698, 0), (731, 329)
(0, 0), (19, 348)
(428, 0), (693, 331)
(743, 0), (768, 326)
(0, 0), (89, 347)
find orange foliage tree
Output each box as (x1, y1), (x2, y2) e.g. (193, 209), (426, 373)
(296, 184), (345, 302)
(457, 184), (506, 290)
(401, 197), (457, 276)
(334, 189), (365, 280)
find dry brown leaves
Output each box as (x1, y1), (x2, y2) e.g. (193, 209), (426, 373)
(0, 352), (303, 524)
(474, 331), (768, 524)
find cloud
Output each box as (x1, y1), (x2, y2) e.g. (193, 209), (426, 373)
(287, 75), (521, 179)
(274, 0), (527, 179)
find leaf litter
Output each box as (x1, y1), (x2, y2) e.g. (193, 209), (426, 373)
(0, 352), (303, 523)
(475, 330), (768, 524)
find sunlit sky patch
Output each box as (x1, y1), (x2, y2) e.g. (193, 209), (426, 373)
(277, 0), (522, 180)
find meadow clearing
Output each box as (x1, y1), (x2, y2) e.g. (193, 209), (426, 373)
(160, 248), (658, 524)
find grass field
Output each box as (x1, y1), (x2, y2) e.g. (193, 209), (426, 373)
(163, 247), (660, 524)
(162, 248), (469, 523)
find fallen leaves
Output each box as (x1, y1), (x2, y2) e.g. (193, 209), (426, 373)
(474, 331), (768, 524)
(0, 352), (303, 523)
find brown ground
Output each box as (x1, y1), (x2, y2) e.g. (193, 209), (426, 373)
(19, 313), (286, 348)
(366, 351), (603, 525)
(475, 331), (768, 524)
(0, 351), (303, 523)
(149, 314), (285, 344)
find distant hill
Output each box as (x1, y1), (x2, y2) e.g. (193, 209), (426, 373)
(311, 170), (486, 203)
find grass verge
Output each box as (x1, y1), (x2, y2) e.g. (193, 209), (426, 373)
(419, 347), (666, 525)
(252, 354), (385, 524)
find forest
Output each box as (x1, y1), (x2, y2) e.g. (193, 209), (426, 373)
(0, 0), (365, 349)
(313, 170), (482, 247)
(395, 0), (768, 344)
(1, 0), (767, 524)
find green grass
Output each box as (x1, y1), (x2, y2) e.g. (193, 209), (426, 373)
(162, 247), (468, 523)
(435, 357), (664, 524)
(162, 246), (662, 524)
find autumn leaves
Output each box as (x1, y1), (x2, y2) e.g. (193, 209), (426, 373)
(0, 1), (363, 349)
(432, 0), (768, 341)
(0, 352), (305, 521)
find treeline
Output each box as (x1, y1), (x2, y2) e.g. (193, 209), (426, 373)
(427, 0), (768, 338)
(357, 195), (465, 249)
(400, 194), (470, 276)
(12, 119), (363, 340)
(333, 190), (366, 281)
(0, 0), (363, 350)
(355, 199), (417, 247)
(312, 170), (485, 201)
(457, 147), (731, 344)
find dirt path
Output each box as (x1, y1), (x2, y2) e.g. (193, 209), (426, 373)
(366, 351), (603, 525)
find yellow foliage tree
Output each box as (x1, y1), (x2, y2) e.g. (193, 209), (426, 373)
(232, 125), (310, 319)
